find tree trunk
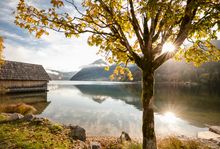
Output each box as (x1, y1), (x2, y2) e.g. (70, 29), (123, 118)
(142, 70), (157, 149)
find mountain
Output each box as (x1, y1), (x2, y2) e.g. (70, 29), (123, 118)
(71, 59), (220, 86)
(71, 59), (141, 81)
(71, 40), (220, 84)
(71, 65), (113, 81)
(46, 69), (76, 80)
(90, 59), (108, 66)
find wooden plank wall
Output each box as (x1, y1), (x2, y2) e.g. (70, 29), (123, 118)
(0, 80), (47, 88)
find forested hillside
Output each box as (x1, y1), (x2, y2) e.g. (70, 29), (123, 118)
(71, 59), (220, 86)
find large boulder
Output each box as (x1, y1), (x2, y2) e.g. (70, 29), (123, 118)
(198, 131), (220, 140)
(119, 131), (131, 143)
(69, 125), (86, 141)
(198, 131), (220, 145)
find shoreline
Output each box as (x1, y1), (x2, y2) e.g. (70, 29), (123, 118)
(0, 113), (219, 148)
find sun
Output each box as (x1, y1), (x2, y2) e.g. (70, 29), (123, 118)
(163, 112), (177, 123)
(162, 42), (176, 53)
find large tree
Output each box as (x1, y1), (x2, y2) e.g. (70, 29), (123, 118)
(15, 0), (220, 148)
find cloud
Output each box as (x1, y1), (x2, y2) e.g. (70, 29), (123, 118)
(4, 34), (100, 72)
(0, 0), (101, 71)
(0, 0), (17, 23)
(0, 29), (26, 41)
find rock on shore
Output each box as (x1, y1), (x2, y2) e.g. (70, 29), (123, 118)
(209, 126), (220, 135)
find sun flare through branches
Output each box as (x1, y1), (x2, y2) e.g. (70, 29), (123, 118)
(162, 42), (176, 54)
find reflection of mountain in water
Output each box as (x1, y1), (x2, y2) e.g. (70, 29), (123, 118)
(74, 84), (142, 110)
(92, 96), (107, 103)
(74, 83), (220, 126)
(0, 92), (50, 114)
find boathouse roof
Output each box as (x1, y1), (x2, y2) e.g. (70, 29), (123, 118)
(0, 61), (50, 81)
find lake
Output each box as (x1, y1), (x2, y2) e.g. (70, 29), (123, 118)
(1, 81), (220, 139)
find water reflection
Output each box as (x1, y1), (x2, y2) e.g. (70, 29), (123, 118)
(0, 92), (50, 114)
(1, 81), (220, 139)
(42, 81), (220, 138)
(74, 83), (220, 128)
(162, 112), (178, 123)
(41, 84), (142, 138)
(154, 84), (220, 127)
(75, 84), (142, 110)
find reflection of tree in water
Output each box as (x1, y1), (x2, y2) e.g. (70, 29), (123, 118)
(74, 84), (142, 110)
(0, 92), (50, 114)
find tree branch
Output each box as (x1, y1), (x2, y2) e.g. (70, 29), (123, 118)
(152, 0), (199, 70)
(128, 0), (144, 51)
(97, 0), (142, 68)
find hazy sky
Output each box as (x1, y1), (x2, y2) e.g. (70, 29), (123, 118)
(0, 0), (101, 72)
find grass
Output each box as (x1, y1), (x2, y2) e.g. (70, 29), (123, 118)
(125, 142), (142, 149)
(0, 113), (214, 149)
(0, 113), (8, 121)
(0, 114), (82, 149)
(158, 137), (211, 149)
(108, 137), (211, 149)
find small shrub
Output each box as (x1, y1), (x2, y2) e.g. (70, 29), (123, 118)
(16, 103), (37, 115)
(0, 103), (37, 115)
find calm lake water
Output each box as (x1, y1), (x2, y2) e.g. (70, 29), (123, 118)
(1, 81), (220, 139)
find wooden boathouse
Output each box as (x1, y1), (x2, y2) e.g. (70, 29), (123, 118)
(0, 61), (50, 93)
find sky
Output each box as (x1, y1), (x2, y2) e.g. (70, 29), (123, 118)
(0, 0), (101, 72)
(1, 1), (219, 72)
